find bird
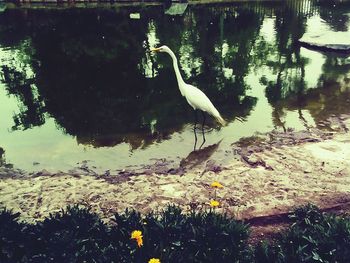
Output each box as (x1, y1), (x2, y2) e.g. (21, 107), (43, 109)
(150, 45), (226, 127)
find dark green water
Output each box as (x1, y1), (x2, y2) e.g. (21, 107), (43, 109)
(0, 0), (350, 172)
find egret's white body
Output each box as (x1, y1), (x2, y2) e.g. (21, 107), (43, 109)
(151, 45), (226, 126)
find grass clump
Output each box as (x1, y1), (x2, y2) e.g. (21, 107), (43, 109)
(0, 205), (250, 263)
(1, 203), (350, 262)
(112, 205), (251, 262)
(0, 209), (26, 262)
(254, 204), (350, 263)
(31, 206), (110, 262)
(137, 205), (250, 262)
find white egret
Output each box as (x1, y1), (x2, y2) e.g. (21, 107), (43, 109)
(150, 45), (226, 127)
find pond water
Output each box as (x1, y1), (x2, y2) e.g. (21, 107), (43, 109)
(0, 0), (350, 173)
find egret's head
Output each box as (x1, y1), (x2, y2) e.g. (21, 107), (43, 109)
(150, 45), (170, 53)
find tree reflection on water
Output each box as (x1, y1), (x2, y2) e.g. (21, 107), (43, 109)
(0, 0), (349, 150)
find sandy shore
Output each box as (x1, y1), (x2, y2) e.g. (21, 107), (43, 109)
(1, 118), (350, 235)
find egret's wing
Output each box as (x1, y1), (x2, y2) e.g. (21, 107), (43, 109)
(185, 84), (226, 125)
(185, 85), (214, 112)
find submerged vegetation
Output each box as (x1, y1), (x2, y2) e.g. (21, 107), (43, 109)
(1, 204), (350, 262)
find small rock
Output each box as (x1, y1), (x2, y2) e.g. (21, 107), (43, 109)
(304, 168), (312, 173)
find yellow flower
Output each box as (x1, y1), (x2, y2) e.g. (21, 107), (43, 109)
(211, 181), (223, 188)
(131, 230), (142, 239)
(149, 258), (161, 263)
(131, 230), (143, 247)
(136, 236), (143, 247)
(210, 200), (220, 207)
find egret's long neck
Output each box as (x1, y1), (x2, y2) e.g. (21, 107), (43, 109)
(166, 49), (186, 91)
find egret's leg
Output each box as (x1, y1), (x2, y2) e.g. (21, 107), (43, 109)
(193, 110), (198, 151)
(200, 112), (206, 149)
(193, 126), (198, 151)
(201, 111), (206, 128)
(194, 110), (198, 131)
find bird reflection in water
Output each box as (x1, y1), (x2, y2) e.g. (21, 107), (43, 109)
(180, 139), (222, 170)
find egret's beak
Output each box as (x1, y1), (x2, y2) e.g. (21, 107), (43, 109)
(150, 47), (161, 52)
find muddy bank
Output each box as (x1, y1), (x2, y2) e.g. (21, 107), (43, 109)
(1, 116), (350, 229)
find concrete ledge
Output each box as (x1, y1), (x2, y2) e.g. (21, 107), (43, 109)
(298, 32), (350, 54)
(1, 0), (307, 5)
